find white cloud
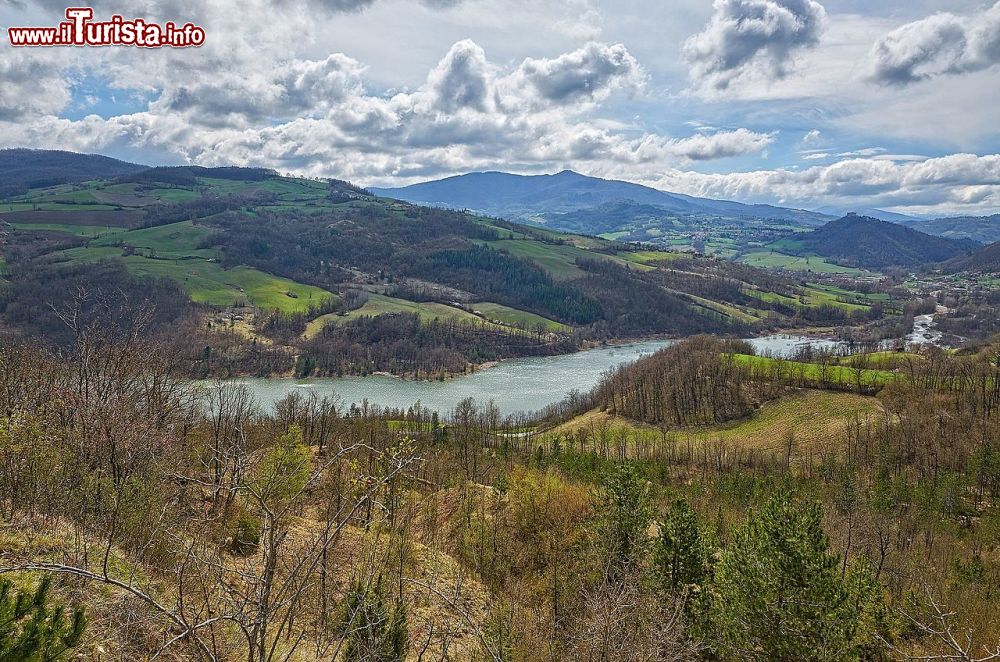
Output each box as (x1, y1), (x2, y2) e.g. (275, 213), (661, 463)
(0, 50), (71, 120)
(0, 37), (773, 184)
(683, 0), (827, 93)
(644, 153), (1000, 214)
(505, 42), (646, 108)
(869, 1), (1000, 85)
(799, 128), (821, 145)
(656, 128), (776, 161)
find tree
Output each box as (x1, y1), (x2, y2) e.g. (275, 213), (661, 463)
(709, 491), (891, 660)
(341, 577), (408, 662)
(654, 499), (707, 594)
(0, 575), (87, 661)
(594, 463), (652, 581)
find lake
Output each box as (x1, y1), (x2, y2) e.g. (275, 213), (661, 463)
(217, 334), (847, 416)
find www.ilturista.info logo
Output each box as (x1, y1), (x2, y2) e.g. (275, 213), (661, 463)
(8, 7), (205, 47)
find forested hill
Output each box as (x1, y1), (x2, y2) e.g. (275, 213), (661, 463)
(942, 241), (1000, 273)
(794, 214), (973, 269)
(0, 153), (890, 377)
(0, 148), (145, 199)
(901, 214), (1000, 244)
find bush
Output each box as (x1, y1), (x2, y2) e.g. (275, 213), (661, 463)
(230, 512), (263, 556)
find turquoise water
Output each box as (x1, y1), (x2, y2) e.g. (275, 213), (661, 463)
(217, 334), (844, 416)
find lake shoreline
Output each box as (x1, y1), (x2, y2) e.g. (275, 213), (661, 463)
(200, 334), (860, 417)
(224, 329), (844, 385)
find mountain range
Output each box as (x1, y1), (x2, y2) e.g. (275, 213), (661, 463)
(942, 241), (1000, 274)
(372, 170), (831, 227)
(373, 170), (999, 247)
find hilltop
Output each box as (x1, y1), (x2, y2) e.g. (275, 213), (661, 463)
(0, 148), (145, 199)
(785, 214), (973, 270)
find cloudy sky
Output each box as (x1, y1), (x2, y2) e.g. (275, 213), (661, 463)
(2, 0), (999, 216)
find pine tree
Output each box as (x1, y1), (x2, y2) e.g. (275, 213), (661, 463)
(0, 575), (87, 661)
(654, 499), (708, 594)
(594, 463), (652, 581)
(341, 577), (408, 662)
(709, 490), (890, 660)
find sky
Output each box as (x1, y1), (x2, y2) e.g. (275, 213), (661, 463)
(1, 0), (999, 216)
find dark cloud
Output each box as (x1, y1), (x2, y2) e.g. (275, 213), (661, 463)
(869, 2), (1000, 85)
(684, 0), (826, 92)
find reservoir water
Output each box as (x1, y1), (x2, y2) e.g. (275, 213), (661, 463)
(218, 334), (847, 416)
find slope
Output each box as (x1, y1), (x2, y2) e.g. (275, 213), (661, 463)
(0, 148), (146, 199)
(941, 241), (1000, 273)
(791, 214), (972, 269)
(901, 214), (1000, 244)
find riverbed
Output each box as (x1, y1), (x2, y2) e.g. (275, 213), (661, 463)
(217, 334), (848, 416)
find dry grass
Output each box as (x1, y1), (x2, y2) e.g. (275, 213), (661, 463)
(549, 389), (884, 455)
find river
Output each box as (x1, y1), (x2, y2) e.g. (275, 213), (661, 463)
(217, 334), (848, 416)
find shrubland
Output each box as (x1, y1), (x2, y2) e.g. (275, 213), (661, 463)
(2, 297), (1000, 660)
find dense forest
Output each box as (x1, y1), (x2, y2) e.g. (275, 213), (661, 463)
(792, 214), (973, 269)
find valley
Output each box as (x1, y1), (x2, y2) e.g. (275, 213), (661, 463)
(1, 150), (998, 662)
(0, 154), (913, 382)
(2, 0), (1000, 655)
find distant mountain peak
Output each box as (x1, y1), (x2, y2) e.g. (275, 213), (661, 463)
(369, 169), (831, 228)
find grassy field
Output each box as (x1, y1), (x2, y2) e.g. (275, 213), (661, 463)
(471, 301), (570, 333)
(687, 294), (763, 323)
(616, 250), (684, 265)
(484, 239), (636, 280)
(728, 353), (896, 389)
(304, 294), (486, 338)
(51, 219), (336, 313)
(91, 220), (217, 257)
(11, 223), (126, 238)
(746, 288), (802, 307)
(0, 209), (142, 226)
(549, 389), (884, 453)
(59, 237), (332, 313)
(802, 284), (871, 312)
(120, 257), (333, 312)
(739, 250), (870, 276)
(745, 283), (886, 313)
